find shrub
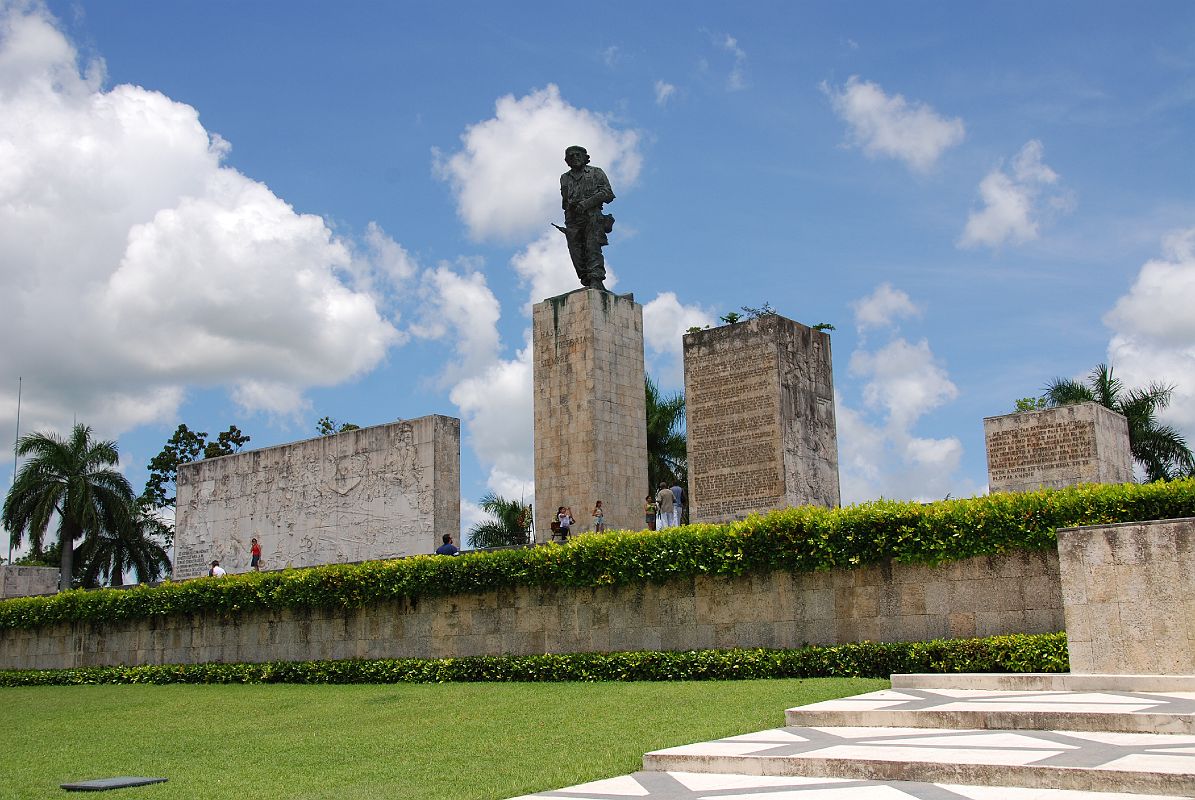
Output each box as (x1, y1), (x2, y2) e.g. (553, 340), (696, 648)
(1, 479), (1192, 632)
(0, 633), (1068, 687)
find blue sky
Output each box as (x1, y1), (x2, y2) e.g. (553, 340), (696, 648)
(3, 1), (1195, 544)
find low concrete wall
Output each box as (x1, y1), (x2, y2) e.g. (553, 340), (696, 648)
(0, 565), (59, 599)
(1058, 517), (1195, 675)
(0, 549), (1062, 671)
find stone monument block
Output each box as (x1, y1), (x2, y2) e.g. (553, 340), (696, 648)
(0, 565), (58, 598)
(532, 289), (648, 540)
(174, 415), (460, 578)
(984, 402), (1132, 493)
(683, 314), (840, 524)
(1057, 517), (1195, 674)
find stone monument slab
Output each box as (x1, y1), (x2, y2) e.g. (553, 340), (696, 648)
(532, 288), (648, 540)
(173, 415), (459, 578)
(985, 402), (1132, 493)
(1057, 517), (1195, 674)
(0, 565), (58, 598)
(683, 314), (840, 523)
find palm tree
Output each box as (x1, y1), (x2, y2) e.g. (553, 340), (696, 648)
(1044, 363), (1195, 482)
(3, 424), (135, 590)
(646, 376), (686, 490)
(467, 492), (532, 548)
(77, 497), (172, 588)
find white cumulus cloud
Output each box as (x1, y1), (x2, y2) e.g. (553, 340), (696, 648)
(824, 76), (965, 172)
(836, 285), (973, 503)
(850, 282), (922, 333)
(959, 140), (1073, 249)
(1104, 227), (1195, 433)
(0, 3), (400, 445)
(434, 84), (642, 243)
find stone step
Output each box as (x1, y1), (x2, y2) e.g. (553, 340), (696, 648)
(785, 686), (1195, 734)
(641, 726), (1195, 796)
(507, 770), (1195, 799)
(893, 674), (1195, 693)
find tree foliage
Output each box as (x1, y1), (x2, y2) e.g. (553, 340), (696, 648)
(76, 497), (172, 587)
(646, 376), (686, 490)
(467, 493), (532, 549)
(144, 424), (250, 508)
(1044, 363), (1195, 481)
(2, 424), (135, 590)
(316, 417), (361, 436)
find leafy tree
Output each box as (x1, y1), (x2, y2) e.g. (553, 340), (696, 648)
(466, 493), (532, 549)
(646, 376), (687, 491)
(2, 424), (135, 591)
(1014, 396), (1048, 412)
(718, 311), (743, 324)
(144, 424), (250, 508)
(77, 497), (172, 587)
(1044, 363), (1195, 482)
(316, 416), (361, 436)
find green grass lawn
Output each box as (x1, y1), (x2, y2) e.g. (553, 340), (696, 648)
(1, 677), (884, 799)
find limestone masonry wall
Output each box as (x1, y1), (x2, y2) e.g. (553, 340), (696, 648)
(984, 403), (1133, 494)
(1058, 517), (1195, 675)
(0, 550), (1061, 671)
(173, 416), (460, 579)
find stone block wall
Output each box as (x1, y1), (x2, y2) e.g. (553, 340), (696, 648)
(0, 549), (1062, 671)
(0, 565), (58, 598)
(684, 315), (840, 523)
(174, 415), (460, 578)
(532, 289), (648, 539)
(1058, 517), (1195, 674)
(984, 402), (1133, 493)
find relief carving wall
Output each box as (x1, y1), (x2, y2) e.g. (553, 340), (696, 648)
(174, 415), (459, 578)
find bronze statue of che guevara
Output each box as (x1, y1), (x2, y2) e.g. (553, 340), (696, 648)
(554, 145), (615, 291)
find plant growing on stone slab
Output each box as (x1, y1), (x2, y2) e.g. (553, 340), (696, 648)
(718, 311), (743, 324)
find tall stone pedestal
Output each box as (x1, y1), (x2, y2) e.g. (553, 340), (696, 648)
(532, 289), (648, 541)
(684, 314), (840, 524)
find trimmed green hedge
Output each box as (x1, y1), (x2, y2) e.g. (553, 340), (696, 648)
(0, 633), (1067, 686)
(2, 479), (1192, 632)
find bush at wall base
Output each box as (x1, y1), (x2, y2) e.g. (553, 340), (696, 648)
(0, 632), (1068, 686)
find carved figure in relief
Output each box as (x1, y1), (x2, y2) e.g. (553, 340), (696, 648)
(554, 145), (615, 291)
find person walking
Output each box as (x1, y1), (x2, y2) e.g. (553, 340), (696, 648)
(249, 537), (262, 570)
(655, 483), (674, 530)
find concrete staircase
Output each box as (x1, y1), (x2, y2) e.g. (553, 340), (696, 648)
(508, 674), (1195, 799)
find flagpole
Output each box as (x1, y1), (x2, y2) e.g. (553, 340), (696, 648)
(8, 376), (20, 565)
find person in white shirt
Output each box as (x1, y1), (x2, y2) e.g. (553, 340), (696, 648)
(208, 560), (226, 578)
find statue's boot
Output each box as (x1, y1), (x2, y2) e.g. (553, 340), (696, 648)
(589, 280), (606, 292)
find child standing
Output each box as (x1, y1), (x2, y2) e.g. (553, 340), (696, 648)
(644, 494), (657, 531)
(592, 500), (605, 533)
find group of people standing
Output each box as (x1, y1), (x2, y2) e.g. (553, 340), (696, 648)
(645, 481), (685, 530)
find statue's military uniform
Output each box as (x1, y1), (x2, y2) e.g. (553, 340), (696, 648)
(560, 165), (615, 287)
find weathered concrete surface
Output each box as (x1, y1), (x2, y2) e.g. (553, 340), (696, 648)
(1058, 517), (1195, 675)
(684, 315), (840, 523)
(0, 549), (1061, 670)
(0, 565), (58, 598)
(985, 402), (1133, 494)
(532, 289), (648, 540)
(173, 416), (460, 578)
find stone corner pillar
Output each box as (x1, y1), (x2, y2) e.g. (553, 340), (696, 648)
(532, 289), (648, 541)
